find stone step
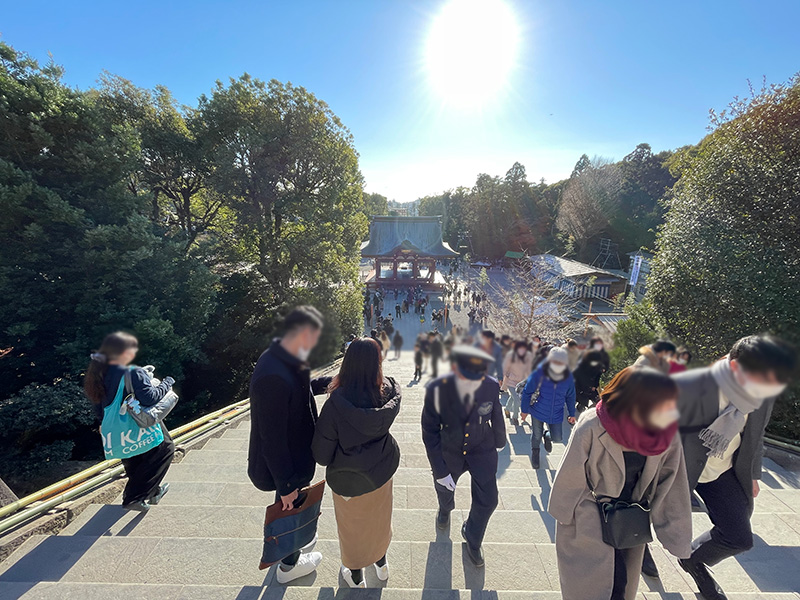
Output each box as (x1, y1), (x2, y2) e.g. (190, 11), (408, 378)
(164, 464), (550, 488)
(0, 535), (703, 593)
(153, 482), (549, 511)
(180, 450), (563, 470)
(58, 505), (556, 544)
(2, 583), (796, 600)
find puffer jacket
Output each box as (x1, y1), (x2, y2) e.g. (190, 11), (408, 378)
(520, 363), (576, 424)
(312, 377), (401, 497)
(501, 350), (534, 391)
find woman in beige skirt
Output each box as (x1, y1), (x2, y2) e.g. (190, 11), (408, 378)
(312, 338), (401, 588)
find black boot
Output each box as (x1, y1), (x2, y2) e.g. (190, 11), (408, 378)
(530, 448), (540, 469)
(641, 544), (659, 578)
(543, 430), (553, 453)
(678, 540), (730, 600)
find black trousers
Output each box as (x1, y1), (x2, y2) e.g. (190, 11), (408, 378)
(692, 468), (754, 565)
(121, 430), (175, 505)
(434, 451), (499, 549)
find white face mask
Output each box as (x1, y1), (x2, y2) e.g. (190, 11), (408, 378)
(593, 344), (604, 351)
(297, 346), (311, 362)
(676, 358), (687, 365)
(590, 361), (601, 367)
(649, 408), (680, 430)
(549, 362), (567, 374)
(742, 379), (786, 400)
(532, 341), (540, 348)
(517, 348), (527, 357)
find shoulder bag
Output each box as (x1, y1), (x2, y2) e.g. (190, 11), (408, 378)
(587, 476), (652, 549)
(124, 367), (179, 428)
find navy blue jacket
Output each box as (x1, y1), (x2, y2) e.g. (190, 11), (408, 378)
(247, 339), (332, 496)
(421, 374), (506, 479)
(96, 365), (174, 421)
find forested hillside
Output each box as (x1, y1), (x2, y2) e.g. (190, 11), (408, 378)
(418, 143), (681, 264)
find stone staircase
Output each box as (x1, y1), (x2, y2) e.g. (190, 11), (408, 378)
(1, 349), (800, 599)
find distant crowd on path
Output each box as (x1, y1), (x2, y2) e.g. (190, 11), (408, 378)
(86, 304), (798, 600)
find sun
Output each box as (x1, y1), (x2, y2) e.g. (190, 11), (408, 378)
(425, 0), (521, 109)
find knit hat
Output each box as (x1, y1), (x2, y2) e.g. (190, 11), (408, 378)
(548, 346), (568, 364)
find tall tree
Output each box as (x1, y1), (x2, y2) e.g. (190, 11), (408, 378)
(648, 77), (800, 363)
(198, 75), (366, 298)
(556, 157), (622, 260)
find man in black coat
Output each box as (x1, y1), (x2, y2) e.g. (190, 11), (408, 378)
(675, 335), (796, 600)
(421, 345), (507, 568)
(247, 306), (332, 584)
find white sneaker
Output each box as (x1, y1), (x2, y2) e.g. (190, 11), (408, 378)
(340, 565), (367, 588)
(375, 561), (389, 581)
(275, 552), (322, 584)
(300, 534), (318, 553)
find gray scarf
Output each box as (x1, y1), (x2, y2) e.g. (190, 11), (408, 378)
(701, 358), (763, 458)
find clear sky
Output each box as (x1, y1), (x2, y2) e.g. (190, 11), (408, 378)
(3, 0), (799, 202)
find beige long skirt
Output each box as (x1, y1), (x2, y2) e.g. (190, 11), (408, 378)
(332, 478), (393, 569)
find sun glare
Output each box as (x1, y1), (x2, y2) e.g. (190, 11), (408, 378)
(425, 0), (521, 110)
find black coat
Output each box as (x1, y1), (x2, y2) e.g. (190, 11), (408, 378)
(312, 377), (401, 497)
(573, 350), (607, 405)
(421, 374), (506, 479)
(247, 339), (332, 496)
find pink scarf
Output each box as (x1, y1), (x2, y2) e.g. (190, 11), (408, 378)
(596, 400), (677, 456)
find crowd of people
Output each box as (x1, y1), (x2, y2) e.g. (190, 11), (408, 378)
(85, 301), (798, 600)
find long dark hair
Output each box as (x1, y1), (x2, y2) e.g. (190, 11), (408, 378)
(84, 331), (139, 405)
(328, 337), (384, 407)
(600, 367), (678, 423)
(511, 339), (529, 362)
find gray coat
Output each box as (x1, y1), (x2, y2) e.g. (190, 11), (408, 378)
(674, 367), (774, 511)
(548, 409), (692, 600)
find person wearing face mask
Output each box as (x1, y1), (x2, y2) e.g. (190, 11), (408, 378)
(674, 335), (797, 600)
(670, 348), (692, 374)
(520, 347), (577, 469)
(588, 336), (610, 373)
(549, 367), (691, 600)
(247, 306), (333, 584)
(501, 340), (534, 425)
(421, 345), (506, 568)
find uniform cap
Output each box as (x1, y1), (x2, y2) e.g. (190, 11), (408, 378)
(451, 344), (494, 380)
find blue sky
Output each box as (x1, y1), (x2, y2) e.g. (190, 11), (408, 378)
(3, 0), (799, 202)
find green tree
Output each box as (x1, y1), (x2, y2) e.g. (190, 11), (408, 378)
(647, 76), (800, 437)
(363, 192), (388, 219)
(198, 76), (366, 298)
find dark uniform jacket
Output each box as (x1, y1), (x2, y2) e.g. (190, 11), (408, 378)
(421, 374), (506, 479)
(312, 377), (401, 497)
(247, 339), (332, 496)
(675, 367), (775, 512)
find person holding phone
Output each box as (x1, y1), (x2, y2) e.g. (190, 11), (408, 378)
(247, 306), (332, 584)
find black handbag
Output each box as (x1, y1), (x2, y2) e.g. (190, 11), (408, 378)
(588, 478), (653, 549)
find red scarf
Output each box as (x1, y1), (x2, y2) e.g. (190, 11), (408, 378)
(595, 400), (677, 456)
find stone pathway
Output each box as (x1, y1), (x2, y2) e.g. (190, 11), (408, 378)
(1, 349), (799, 599)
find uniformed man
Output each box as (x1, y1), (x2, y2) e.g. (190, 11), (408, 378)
(421, 345), (507, 567)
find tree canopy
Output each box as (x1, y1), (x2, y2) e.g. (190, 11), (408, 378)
(0, 43), (366, 492)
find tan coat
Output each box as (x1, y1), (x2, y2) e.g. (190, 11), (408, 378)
(500, 350), (533, 391)
(548, 409), (692, 600)
(633, 346), (671, 374)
